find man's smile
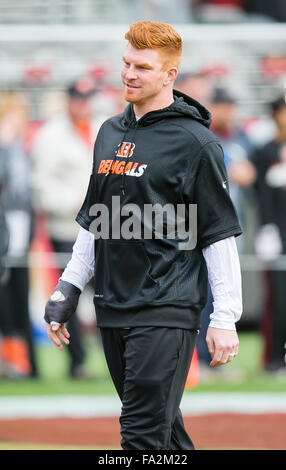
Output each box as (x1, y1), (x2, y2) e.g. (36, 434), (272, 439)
(125, 83), (140, 89)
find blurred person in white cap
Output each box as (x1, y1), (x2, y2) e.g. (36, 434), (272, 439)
(31, 76), (100, 379)
(251, 94), (286, 375)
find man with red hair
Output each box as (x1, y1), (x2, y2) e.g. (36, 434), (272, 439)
(44, 21), (243, 450)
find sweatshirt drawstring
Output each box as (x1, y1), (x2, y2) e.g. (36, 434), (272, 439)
(105, 117), (139, 197)
(120, 120), (139, 196)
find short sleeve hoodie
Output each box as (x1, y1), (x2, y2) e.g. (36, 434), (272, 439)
(76, 89), (242, 329)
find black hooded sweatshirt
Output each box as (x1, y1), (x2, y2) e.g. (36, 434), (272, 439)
(76, 90), (242, 330)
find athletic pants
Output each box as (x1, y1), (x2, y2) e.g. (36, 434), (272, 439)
(0, 266), (38, 377)
(100, 326), (198, 450)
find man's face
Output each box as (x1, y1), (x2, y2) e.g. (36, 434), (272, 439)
(121, 44), (168, 107)
(67, 96), (93, 122)
(210, 102), (236, 129)
(178, 76), (211, 105)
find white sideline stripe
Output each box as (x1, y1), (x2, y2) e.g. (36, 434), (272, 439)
(0, 393), (286, 419)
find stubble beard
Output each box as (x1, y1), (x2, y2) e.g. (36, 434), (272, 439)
(123, 86), (142, 104)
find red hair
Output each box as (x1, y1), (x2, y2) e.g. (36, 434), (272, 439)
(125, 21), (182, 70)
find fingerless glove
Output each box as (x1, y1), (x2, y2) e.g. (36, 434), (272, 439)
(44, 279), (81, 324)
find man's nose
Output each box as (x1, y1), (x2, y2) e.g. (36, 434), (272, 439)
(124, 65), (138, 80)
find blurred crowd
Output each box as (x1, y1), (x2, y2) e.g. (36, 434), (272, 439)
(1, 0), (285, 25)
(0, 69), (286, 381)
(191, 0), (286, 22)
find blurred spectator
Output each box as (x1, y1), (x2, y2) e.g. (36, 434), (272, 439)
(194, 0), (244, 8)
(209, 86), (256, 232)
(244, 0), (286, 23)
(251, 95), (286, 374)
(0, 91), (37, 379)
(192, 0), (246, 22)
(31, 76), (100, 379)
(197, 86), (256, 380)
(0, 149), (9, 283)
(175, 71), (212, 106)
(244, 114), (276, 149)
(193, 0), (286, 22)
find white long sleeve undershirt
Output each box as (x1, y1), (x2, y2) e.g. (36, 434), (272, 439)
(202, 236), (242, 331)
(60, 226), (95, 290)
(61, 228), (242, 331)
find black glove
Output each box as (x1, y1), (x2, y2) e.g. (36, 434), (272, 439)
(44, 279), (81, 325)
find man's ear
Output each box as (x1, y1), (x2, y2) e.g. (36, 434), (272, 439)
(163, 67), (178, 86)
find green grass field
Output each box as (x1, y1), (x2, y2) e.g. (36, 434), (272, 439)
(0, 331), (285, 396)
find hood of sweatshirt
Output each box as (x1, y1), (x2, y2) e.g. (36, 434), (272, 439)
(122, 88), (211, 128)
(110, 89), (212, 195)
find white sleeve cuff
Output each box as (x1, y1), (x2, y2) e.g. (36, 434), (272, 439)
(208, 319), (237, 331)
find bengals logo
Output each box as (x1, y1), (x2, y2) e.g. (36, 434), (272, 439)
(116, 141), (135, 158)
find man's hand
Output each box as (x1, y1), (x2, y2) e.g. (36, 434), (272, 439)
(206, 327), (239, 367)
(44, 279), (81, 325)
(46, 322), (70, 351)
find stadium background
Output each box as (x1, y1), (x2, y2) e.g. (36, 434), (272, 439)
(0, 0), (286, 450)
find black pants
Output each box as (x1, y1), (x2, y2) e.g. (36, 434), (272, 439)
(0, 266), (38, 377)
(100, 326), (197, 450)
